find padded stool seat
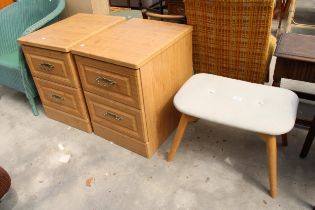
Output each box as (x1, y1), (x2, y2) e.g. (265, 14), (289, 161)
(168, 73), (299, 198)
(174, 73), (299, 135)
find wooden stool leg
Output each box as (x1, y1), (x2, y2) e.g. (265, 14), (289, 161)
(281, 134), (288, 146)
(300, 116), (315, 158)
(258, 134), (278, 198)
(167, 114), (191, 161)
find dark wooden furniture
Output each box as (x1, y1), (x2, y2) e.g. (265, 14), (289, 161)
(273, 34), (315, 87)
(273, 33), (315, 146)
(166, 0), (185, 15)
(273, 34), (315, 86)
(141, 0), (186, 23)
(273, 0), (292, 19)
(109, 0), (132, 8)
(300, 116), (315, 158)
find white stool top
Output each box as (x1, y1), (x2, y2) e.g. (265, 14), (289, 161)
(174, 74), (299, 135)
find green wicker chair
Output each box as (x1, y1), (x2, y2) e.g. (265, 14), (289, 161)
(0, 0), (65, 116)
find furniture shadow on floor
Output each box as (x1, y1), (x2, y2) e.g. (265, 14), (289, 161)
(163, 119), (314, 206)
(0, 86), (43, 115)
(0, 188), (18, 210)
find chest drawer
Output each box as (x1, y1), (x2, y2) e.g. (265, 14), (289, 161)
(75, 56), (143, 109)
(85, 92), (147, 142)
(23, 46), (80, 88)
(34, 78), (89, 119)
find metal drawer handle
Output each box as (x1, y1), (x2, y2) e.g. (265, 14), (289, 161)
(95, 76), (116, 87)
(39, 63), (55, 71)
(51, 94), (64, 102)
(104, 111), (123, 121)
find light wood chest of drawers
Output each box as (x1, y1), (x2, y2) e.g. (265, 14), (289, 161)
(18, 14), (125, 132)
(72, 19), (193, 157)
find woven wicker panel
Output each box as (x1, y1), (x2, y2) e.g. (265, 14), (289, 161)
(185, 0), (274, 83)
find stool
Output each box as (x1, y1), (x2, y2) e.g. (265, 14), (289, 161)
(168, 74), (299, 198)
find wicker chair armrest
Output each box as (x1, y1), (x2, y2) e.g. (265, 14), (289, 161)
(21, 0), (65, 36)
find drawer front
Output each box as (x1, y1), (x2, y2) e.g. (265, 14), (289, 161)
(44, 105), (92, 133)
(85, 92), (147, 142)
(93, 122), (149, 157)
(34, 78), (89, 119)
(23, 46), (80, 88)
(75, 56), (142, 109)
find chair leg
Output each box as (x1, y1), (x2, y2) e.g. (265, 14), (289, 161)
(258, 134), (278, 198)
(300, 116), (315, 158)
(28, 96), (39, 116)
(281, 134), (288, 146)
(167, 114), (192, 161)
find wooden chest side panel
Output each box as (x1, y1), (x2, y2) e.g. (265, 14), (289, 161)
(140, 33), (193, 156)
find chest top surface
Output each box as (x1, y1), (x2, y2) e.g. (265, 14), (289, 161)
(275, 33), (315, 63)
(71, 18), (193, 69)
(18, 14), (126, 52)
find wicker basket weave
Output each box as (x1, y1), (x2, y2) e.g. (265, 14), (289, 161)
(184, 0), (276, 83)
(0, 167), (11, 199)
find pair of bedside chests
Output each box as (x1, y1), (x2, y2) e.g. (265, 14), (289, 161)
(18, 13), (193, 158)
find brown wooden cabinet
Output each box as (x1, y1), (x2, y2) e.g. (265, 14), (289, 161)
(0, 0), (14, 9)
(18, 14), (125, 132)
(19, 15), (192, 158)
(72, 19), (193, 157)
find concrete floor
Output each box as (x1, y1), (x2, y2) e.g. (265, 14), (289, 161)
(0, 57), (315, 210)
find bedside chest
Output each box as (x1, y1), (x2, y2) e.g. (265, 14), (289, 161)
(71, 19), (193, 157)
(18, 14), (125, 132)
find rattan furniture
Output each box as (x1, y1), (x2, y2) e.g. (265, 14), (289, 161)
(0, 167), (10, 200)
(0, 0), (65, 115)
(167, 73), (299, 198)
(141, 0), (186, 23)
(184, 0), (276, 84)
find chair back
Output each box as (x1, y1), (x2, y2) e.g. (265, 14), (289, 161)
(184, 0), (274, 83)
(0, 0), (64, 54)
(141, 0), (186, 23)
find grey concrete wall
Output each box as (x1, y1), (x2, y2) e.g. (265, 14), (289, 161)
(62, 0), (110, 17)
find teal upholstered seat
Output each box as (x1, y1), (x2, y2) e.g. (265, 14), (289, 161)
(0, 51), (20, 69)
(111, 10), (143, 20)
(0, 0), (65, 116)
